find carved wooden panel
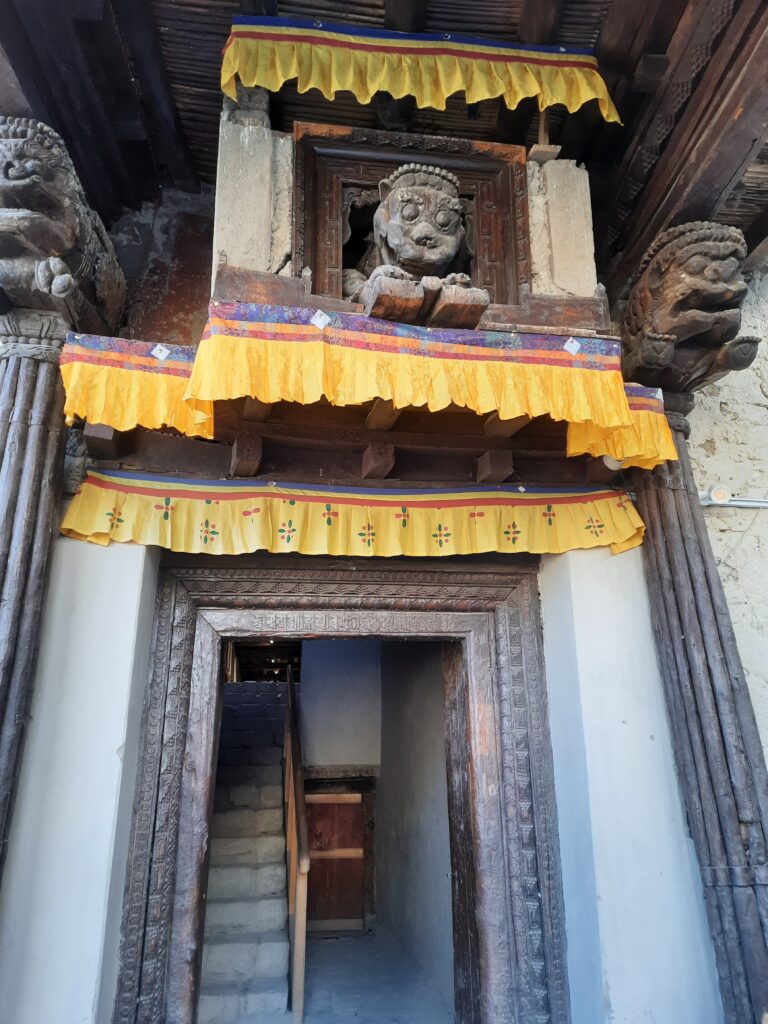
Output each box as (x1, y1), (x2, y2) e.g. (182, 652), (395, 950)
(112, 554), (568, 1024)
(293, 124), (529, 305)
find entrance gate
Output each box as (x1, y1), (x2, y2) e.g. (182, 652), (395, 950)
(111, 554), (569, 1024)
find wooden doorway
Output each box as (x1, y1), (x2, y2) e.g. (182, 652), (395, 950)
(111, 555), (569, 1024)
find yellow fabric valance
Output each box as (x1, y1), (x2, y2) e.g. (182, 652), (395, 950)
(61, 472), (644, 557)
(567, 384), (677, 470)
(61, 333), (213, 439)
(221, 16), (621, 124)
(186, 303), (632, 434)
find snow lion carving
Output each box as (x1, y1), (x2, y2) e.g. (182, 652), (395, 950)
(620, 221), (760, 392)
(0, 116), (125, 333)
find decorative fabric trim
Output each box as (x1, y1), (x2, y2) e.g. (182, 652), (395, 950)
(567, 384), (678, 469)
(186, 302), (632, 432)
(221, 16), (621, 124)
(61, 333), (214, 439)
(61, 471), (644, 557)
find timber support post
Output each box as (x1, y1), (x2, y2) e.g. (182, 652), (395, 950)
(0, 117), (125, 883)
(635, 397), (768, 1022)
(0, 309), (67, 877)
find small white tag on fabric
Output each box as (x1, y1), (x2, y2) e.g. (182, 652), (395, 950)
(310, 309), (331, 330)
(563, 337), (581, 354)
(151, 344), (171, 361)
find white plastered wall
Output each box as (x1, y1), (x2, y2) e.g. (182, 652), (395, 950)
(0, 537), (159, 1024)
(539, 547), (723, 1024)
(688, 271), (768, 762)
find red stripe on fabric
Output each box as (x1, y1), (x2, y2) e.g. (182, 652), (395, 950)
(86, 475), (621, 508)
(627, 399), (663, 413)
(226, 28), (598, 70)
(61, 352), (192, 378)
(203, 327), (619, 370)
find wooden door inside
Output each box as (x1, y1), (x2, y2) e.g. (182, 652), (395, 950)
(306, 792), (365, 931)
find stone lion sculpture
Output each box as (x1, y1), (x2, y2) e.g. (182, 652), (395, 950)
(620, 222), (760, 392)
(342, 163), (482, 321)
(0, 116), (125, 334)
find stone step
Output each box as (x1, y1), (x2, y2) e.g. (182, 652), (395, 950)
(198, 979), (288, 1024)
(204, 897), (288, 936)
(209, 834), (285, 867)
(215, 764), (282, 787)
(212, 807), (283, 838)
(201, 929), (289, 986)
(214, 782), (283, 813)
(207, 862), (286, 901)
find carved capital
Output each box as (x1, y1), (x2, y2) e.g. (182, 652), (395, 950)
(662, 390), (694, 437)
(0, 306), (68, 363)
(620, 221), (761, 391)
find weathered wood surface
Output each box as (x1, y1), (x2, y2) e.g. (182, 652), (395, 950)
(113, 560), (569, 1024)
(87, 403), (607, 490)
(0, 326), (66, 883)
(165, 615), (221, 1024)
(212, 265), (612, 335)
(635, 423), (768, 1022)
(443, 642), (482, 1024)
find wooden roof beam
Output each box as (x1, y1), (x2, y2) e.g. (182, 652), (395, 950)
(384, 0), (426, 32)
(497, 0), (563, 145)
(743, 206), (768, 275)
(518, 0), (563, 46)
(112, 0), (199, 191)
(603, 5), (768, 296)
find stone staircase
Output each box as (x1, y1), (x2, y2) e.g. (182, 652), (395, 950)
(198, 749), (290, 1024)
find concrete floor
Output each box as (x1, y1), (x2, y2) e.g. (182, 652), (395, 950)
(301, 927), (454, 1024)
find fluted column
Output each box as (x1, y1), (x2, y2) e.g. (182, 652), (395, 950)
(635, 395), (768, 1023)
(0, 309), (67, 876)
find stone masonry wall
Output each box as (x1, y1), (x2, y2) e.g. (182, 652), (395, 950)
(688, 271), (768, 760)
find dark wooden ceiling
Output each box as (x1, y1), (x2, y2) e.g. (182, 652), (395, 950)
(1, 0), (767, 295)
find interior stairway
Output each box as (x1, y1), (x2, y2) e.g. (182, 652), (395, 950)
(198, 681), (290, 1024)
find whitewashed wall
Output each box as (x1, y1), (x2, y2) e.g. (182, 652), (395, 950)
(0, 538), (159, 1024)
(540, 547), (723, 1024)
(688, 271), (768, 761)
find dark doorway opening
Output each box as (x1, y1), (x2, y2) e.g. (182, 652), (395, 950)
(199, 638), (464, 1024)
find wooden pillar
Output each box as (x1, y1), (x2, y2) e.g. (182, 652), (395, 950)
(634, 394), (768, 1023)
(0, 309), (67, 879)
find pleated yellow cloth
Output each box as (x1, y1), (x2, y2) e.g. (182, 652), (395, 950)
(61, 471), (644, 557)
(221, 16), (620, 123)
(61, 333), (214, 439)
(186, 303), (632, 433)
(567, 384), (678, 470)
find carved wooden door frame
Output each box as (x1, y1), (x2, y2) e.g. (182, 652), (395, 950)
(112, 554), (569, 1024)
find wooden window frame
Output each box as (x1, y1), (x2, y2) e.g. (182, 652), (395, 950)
(292, 123), (530, 306)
